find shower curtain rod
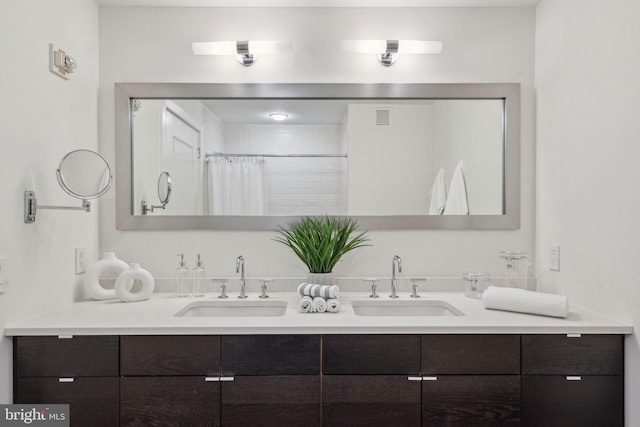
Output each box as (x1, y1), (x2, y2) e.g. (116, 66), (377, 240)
(205, 152), (348, 159)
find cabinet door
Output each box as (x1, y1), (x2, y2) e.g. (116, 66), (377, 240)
(15, 377), (119, 427)
(221, 335), (319, 375)
(522, 334), (622, 375)
(522, 375), (623, 427)
(14, 336), (119, 377)
(422, 334), (520, 374)
(323, 375), (421, 426)
(323, 335), (420, 374)
(422, 375), (521, 426)
(121, 335), (221, 376)
(120, 376), (221, 427)
(222, 376), (320, 427)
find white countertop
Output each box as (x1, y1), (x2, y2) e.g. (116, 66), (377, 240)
(4, 292), (632, 336)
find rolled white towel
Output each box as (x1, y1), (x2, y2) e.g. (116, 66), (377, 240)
(298, 283), (339, 299)
(326, 298), (341, 313)
(299, 296), (313, 313)
(312, 297), (327, 313)
(482, 286), (569, 318)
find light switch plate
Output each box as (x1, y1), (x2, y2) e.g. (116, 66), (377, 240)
(550, 246), (560, 271)
(75, 248), (87, 275)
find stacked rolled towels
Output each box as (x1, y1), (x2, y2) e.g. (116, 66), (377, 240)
(297, 283), (341, 313)
(482, 286), (569, 318)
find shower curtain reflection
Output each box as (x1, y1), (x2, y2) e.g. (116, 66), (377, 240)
(208, 156), (267, 215)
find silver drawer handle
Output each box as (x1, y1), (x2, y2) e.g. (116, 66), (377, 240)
(58, 378), (74, 383)
(204, 377), (219, 382)
(407, 376), (422, 381)
(220, 377), (235, 382)
(422, 376), (438, 381)
(566, 333), (582, 338)
(566, 376), (582, 381)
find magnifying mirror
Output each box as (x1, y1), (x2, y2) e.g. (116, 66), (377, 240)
(24, 149), (113, 223)
(141, 171), (172, 215)
(57, 149), (113, 199)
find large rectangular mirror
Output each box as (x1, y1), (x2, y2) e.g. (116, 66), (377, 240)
(115, 83), (520, 230)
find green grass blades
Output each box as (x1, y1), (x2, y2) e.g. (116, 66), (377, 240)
(274, 216), (370, 273)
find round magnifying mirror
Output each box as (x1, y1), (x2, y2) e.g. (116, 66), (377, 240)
(157, 171), (172, 206)
(56, 149), (113, 200)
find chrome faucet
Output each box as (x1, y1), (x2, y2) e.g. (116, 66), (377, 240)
(236, 255), (247, 299)
(390, 255), (402, 298)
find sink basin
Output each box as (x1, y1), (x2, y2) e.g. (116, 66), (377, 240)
(175, 300), (287, 317)
(351, 299), (463, 317)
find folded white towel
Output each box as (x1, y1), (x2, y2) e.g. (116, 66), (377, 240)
(299, 296), (313, 313)
(326, 298), (341, 313)
(482, 286), (569, 318)
(428, 168), (447, 215)
(297, 283), (339, 299)
(312, 297), (327, 313)
(443, 160), (469, 215)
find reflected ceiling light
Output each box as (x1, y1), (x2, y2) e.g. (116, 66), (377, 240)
(341, 39), (442, 66)
(192, 40), (293, 66)
(268, 113), (289, 121)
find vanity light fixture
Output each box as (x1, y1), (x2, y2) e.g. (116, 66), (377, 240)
(268, 113), (289, 121)
(341, 39), (442, 66)
(192, 40), (293, 66)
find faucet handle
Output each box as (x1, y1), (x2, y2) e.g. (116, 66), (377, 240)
(212, 278), (229, 299)
(258, 278), (273, 299)
(364, 278), (380, 298)
(409, 278), (426, 298)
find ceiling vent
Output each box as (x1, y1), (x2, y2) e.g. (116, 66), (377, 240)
(375, 108), (391, 127)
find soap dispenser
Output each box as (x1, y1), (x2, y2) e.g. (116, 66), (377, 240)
(175, 253), (189, 297)
(192, 254), (205, 297)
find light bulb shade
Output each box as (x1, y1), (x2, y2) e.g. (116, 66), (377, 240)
(192, 41), (237, 55)
(341, 40), (388, 54)
(192, 40), (292, 56)
(342, 39), (442, 54)
(398, 40), (442, 54)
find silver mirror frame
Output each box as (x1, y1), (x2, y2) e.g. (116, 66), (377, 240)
(115, 83), (520, 230)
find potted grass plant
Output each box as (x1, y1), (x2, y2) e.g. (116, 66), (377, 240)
(274, 216), (370, 285)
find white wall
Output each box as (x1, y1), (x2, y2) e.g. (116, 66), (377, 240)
(0, 0), (99, 403)
(535, 0), (640, 424)
(98, 6), (535, 282)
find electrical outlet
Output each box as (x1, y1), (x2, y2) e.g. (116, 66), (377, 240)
(0, 257), (8, 294)
(75, 248), (87, 275)
(550, 246), (560, 271)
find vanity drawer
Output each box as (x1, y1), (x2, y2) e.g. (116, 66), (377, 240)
(323, 335), (420, 375)
(522, 334), (623, 375)
(14, 336), (119, 377)
(121, 335), (220, 376)
(221, 335), (320, 375)
(422, 334), (520, 374)
(522, 375), (623, 426)
(15, 376), (119, 427)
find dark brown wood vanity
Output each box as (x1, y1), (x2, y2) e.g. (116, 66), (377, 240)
(13, 333), (623, 426)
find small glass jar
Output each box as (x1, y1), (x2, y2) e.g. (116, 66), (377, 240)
(462, 272), (490, 299)
(500, 251), (530, 290)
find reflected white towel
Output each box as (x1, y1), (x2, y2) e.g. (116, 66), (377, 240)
(443, 161), (469, 215)
(326, 298), (341, 313)
(312, 297), (327, 313)
(482, 286), (569, 318)
(428, 168), (447, 215)
(299, 296), (313, 313)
